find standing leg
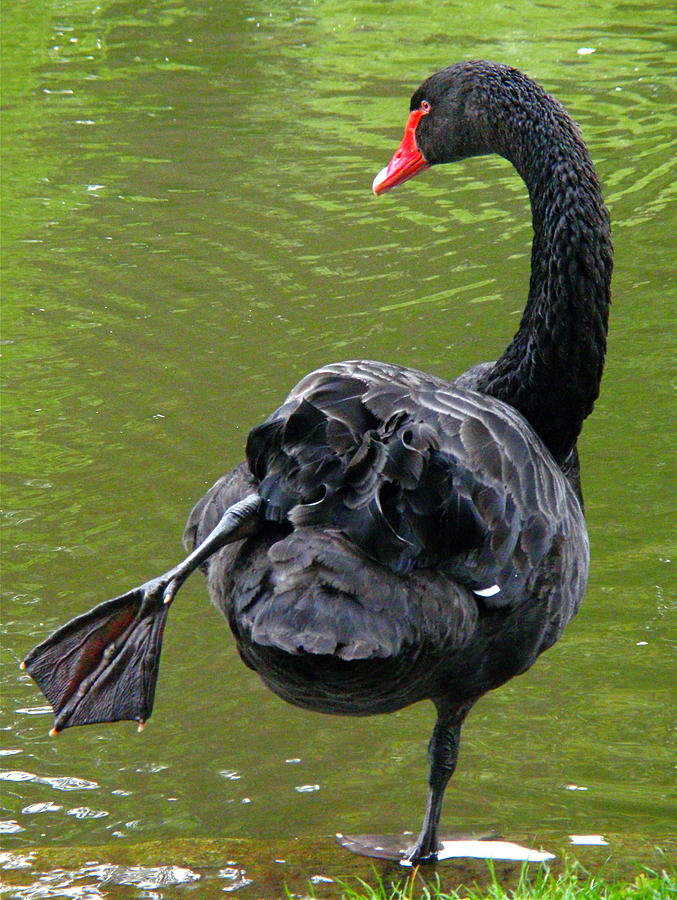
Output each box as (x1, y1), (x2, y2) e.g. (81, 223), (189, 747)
(404, 699), (472, 864)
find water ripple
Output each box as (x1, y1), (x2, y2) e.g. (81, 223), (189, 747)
(218, 866), (252, 892)
(65, 807), (108, 820)
(21, 802), (63, 815)
(0, 771), (98, 791)
(2, 0), (675, 858)
(2, 862), (200, 899)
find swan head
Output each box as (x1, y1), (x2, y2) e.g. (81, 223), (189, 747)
(373, 60), (517, 195)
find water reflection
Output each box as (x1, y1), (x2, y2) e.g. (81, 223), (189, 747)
(570, 835), (609, 846)
(3, 832), (667, 900)
(219, 866), (253, 892)
(425, 840), (555, 865)
(0, 771), (99, 792)
(0, 858), (201, 899)
(22, 802), (63, 815)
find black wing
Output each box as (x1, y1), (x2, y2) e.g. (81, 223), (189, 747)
(245, 360), (585, 605)
(187, 360), (587, 664)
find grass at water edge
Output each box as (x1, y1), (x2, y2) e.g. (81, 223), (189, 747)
(297, 860), (677, 900)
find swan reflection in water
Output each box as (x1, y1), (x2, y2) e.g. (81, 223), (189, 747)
(23, 60), (612, 864)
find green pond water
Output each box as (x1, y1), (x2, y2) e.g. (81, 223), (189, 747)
(2, 0), (675, 896)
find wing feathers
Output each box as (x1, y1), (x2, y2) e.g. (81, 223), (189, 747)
(187, 360), (586, 663)
(245, 362), (579, 603)
(237, 529), (478, 659)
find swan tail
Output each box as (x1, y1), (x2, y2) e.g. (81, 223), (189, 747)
(233, 527), (479, 661)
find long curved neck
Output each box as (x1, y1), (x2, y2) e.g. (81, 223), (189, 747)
(476, 83), (612, 465)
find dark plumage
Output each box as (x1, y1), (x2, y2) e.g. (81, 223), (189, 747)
(23, 60), (612, 864)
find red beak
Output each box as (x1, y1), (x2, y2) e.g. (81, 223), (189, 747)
(372, 108), (430, 195)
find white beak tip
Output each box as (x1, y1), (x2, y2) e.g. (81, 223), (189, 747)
(372, 166), (389, 195)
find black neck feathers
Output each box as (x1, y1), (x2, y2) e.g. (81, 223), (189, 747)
(472, 66), (613, 462)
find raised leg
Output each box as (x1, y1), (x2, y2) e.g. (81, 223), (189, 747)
(403, 701), (471, 864)
(21, 493), (262, 733)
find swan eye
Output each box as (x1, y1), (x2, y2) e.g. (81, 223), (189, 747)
(420, 100), (431, 113)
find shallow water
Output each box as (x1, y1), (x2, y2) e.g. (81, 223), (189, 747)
(2, 833), (672, 898)
(2, 0), (676, 895)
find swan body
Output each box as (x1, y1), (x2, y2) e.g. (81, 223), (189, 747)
(23, 60), (611, 864)
(186, 360), (588, 718)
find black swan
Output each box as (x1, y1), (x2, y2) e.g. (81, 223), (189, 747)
(22, 60), (612, 864)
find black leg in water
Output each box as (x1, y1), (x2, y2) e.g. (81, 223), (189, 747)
(337, 701), (471, 865)
(21, 493), (262, 734)
(402, 702), (467, 864)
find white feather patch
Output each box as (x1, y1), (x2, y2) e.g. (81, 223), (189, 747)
(473, 584), (501, 598)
